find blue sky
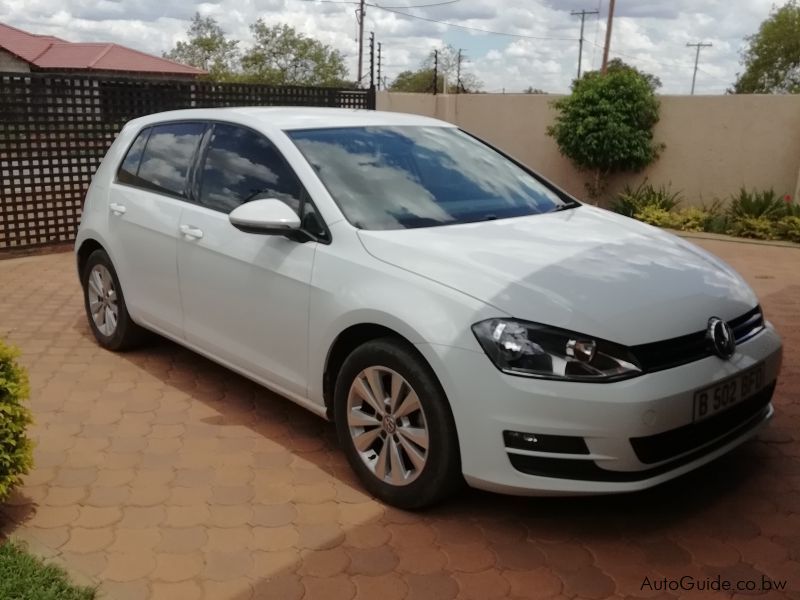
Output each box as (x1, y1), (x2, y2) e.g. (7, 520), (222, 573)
(0, 0), (778, 94)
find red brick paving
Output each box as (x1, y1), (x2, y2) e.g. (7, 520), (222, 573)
(0, 238), (798, 599)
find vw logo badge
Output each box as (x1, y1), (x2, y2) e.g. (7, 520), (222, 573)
(707, 317), (736, 359)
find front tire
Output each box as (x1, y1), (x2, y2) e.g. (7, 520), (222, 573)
(334, 338), (462, 509)
(81, 249), (147, 351)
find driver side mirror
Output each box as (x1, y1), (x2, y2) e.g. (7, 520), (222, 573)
(228, 198), (301, 235)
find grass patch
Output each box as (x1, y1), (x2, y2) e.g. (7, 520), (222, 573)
(0, 541), (96, 600)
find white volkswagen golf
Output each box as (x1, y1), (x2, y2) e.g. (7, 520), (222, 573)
(75, 107), (783, 508)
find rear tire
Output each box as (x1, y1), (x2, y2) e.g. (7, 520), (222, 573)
(81, 249), (147, 351)
(334, 337), (462, 509)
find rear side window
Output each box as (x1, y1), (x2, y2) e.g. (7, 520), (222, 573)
(198, 123), (303, 213)
(117, 128), (149, 185)
(117, 122), (205, 198)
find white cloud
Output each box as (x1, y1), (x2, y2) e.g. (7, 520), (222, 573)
(0, 0), (778, 94)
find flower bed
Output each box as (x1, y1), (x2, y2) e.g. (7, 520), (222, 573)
(610, 183), (800, 243)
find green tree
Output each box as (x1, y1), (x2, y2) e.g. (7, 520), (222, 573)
(733, 1), (800, 93)
(164, 13), (239, 80)
(390, 44), (482, 93)
(240, 21), (348, 86)
(547, 59), (664, 199)
(524, 87), (547, 94)
(422, 44), (482, 92)
(390, 69), (438, 93)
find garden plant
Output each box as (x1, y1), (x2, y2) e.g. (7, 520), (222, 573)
(610, 184), (800, 243)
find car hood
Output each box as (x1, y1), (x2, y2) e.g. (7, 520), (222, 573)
(357, 205), (758, 346)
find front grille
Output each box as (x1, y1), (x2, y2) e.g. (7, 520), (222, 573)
(631, 306), (764, 373)
(729, 306), (765, 343)
(630, 381), (775, 464)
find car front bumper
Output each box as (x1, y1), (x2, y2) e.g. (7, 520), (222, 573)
(418, 323), (783, 495)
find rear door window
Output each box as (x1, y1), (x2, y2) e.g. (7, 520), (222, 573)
(119, 122), (205, 198)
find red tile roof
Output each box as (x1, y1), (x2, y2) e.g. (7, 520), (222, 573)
(0, 22), (205, 76)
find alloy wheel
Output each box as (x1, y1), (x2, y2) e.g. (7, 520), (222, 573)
(87, 264), (119, 337)
(346, 366), (430, 486)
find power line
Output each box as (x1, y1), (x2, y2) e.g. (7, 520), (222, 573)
(586, 38), (677, 69)
(297, 0), (460, 6)
(695, 65), (730, 86)
(296, 0), (731, 93)
(687, 41), (712, 94)
(584, 38), (731, 91)
(590, 0), (602, 70)
(297, 0), (577, 41)
(571, 9), (599, 79)
(370, 5), (577, 41)
(375, 0), (461, 8)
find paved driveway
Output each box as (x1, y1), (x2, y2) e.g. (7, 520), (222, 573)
(0, 237), (798, 600)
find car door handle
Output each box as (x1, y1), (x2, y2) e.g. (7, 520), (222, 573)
(109, 202), (126, 215)
(179, 224), (204, 239)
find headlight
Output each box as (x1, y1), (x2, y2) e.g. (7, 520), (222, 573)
(471, 319), (641, 382)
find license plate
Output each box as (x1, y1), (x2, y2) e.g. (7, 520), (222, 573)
(693, 364), (766, 422)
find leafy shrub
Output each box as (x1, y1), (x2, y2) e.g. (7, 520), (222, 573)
(633, 205), (718, 232)
(728, 188), (787, 220)
(612, 183), (800, 244)
(611, 181), (683, 217)
(547, 59), (664, 199)
(673, 207), (715, 232)
(727, 216), (778, 240)
(632, 205), (675, 227)
(699, 199), (729, 234)
(0, 341), (33, 503)
(783, 197), (800, 217)
(704, 214), (730, 234)
(775, 215), (800, 242)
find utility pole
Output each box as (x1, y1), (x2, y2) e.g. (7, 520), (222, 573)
(600, 0), (616, 73)
(686, 42), (712, 95)
(356, 0), (365, 86)
(456, 49), (462, 94)
(377, 42), (382, 90)
(432, 49), (438, 95)
(571, 9), (599, 79)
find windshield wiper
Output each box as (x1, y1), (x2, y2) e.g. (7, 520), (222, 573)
(549, 201), (580, 213)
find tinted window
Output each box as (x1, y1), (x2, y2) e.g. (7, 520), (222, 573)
(117, 128), (149, 185)
(134, 122), (205, 197)
(199, 124), (303, 214)
(289, 126), (573, 230)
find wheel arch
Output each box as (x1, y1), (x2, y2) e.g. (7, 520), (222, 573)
(76, 238), (106, 277)
(322, 322), (450, 422)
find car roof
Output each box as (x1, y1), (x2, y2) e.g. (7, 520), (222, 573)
(126, 107), (454, 131)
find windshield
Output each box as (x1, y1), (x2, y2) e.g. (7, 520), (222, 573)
(288, 126), (575, 230)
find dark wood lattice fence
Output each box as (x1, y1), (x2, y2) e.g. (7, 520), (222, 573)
(0, 72), (375, 251)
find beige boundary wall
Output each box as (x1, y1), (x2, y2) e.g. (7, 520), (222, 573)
(377, 92), (800, 206)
